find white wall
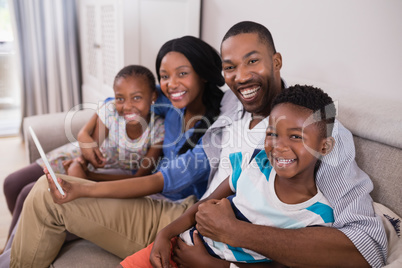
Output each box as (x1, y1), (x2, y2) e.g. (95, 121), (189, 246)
(201, 0), (402, 105)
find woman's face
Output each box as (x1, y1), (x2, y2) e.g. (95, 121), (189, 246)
(159, 51), (205, 109)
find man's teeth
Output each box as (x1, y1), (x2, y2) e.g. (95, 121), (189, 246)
(171, 91), (186, 98)
(240, 87), (260, 99)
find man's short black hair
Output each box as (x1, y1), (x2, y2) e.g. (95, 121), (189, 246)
(272, 85), (336, 137)
(222, 21), (277, 54)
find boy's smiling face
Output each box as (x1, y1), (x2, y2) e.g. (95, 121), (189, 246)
(265, 103), (330, 181)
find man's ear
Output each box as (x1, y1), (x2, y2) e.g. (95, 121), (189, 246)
(273, 53), (282, 71)
(320, 137), (335, 156)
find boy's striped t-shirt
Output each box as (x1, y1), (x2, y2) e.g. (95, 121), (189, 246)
(180, 149), (334, 263)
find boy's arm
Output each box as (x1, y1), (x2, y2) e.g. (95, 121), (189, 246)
(172, 230), (286, 268)
(150, 177), (234, 268)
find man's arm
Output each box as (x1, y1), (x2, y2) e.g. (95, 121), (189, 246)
(195, 198), (369, 268)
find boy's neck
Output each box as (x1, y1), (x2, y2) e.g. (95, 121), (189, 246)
(274, 174), (318, 205)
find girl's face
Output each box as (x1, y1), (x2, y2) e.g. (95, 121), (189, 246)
(113, 76), (156, 125)
(159, 51), (205, 109)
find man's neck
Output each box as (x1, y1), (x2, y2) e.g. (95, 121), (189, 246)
(249, 113), (268, 129)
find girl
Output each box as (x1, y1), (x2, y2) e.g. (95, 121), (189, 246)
(63, 65), (165, 180)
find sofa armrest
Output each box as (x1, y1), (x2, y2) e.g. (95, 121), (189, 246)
(23, 109), (95, 163)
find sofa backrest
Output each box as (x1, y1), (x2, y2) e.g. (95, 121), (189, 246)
(353, 135), (402, 217)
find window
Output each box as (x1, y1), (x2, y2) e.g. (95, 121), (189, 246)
(0, 0), (20, 137)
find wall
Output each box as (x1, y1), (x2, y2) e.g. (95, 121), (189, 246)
(201, 0), (402, 107)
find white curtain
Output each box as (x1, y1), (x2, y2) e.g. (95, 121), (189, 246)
(12, 0), (81, 117)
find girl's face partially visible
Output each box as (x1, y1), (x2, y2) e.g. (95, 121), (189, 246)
(158, 51), (205, 109)
(113, 76), (156, 125)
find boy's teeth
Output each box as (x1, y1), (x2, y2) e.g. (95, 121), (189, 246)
(240, 86), (260, 99)
(276, 158), (296, 164)
(171, 91), (186, 98)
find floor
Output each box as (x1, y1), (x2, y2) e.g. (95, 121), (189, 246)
(0, 135), (28, 248)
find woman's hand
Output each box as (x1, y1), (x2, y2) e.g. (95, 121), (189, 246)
(173, 231), (227, 268)
(44, 167), (82, 204)
(150, 232), (174, 268)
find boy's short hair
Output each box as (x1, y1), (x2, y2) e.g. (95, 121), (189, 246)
(272, 85), (336, 138)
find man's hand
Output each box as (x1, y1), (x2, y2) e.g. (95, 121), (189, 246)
(195, 198), (237, 244)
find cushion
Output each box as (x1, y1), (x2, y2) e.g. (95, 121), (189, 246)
(373, 202), (401, 267)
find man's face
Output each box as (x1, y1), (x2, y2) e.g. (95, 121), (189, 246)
(221, 33), (282, 117)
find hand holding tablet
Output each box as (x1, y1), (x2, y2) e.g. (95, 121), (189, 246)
(29, 126), (65, 196)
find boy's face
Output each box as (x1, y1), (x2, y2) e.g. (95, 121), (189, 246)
(114, 76), (156, 126)
(221, 33), (282, 118)
(264, 103), (329, 181)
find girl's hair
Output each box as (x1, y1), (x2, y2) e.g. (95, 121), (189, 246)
(155, 36), (225, 154)
(114, 65), (156, 92)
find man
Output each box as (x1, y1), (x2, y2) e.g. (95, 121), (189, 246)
(179, 21), (386, 268)
(8, 22), (386, 268)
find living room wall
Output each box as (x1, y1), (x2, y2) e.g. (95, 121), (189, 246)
(201, 0), (402, 106)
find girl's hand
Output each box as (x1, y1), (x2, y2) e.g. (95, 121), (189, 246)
(44, 168), (81, 204)
(150, 233), (174, 268)
(80, 146), (106, 169)
(172, 231), (223, 268)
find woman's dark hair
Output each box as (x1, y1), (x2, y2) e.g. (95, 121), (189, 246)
(114, 65), (156, 92)
(155, 36), (225, 154)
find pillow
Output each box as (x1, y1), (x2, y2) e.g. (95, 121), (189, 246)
(373, 202), (401, 267)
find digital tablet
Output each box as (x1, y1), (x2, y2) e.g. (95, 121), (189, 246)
(28, 126), (65, 196)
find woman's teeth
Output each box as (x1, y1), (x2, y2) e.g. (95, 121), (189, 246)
(171, 91), (186, 98)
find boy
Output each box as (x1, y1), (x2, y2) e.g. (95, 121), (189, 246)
(120, 84), (337, 267)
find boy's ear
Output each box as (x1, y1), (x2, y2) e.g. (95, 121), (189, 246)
(320, 137), (335, 156)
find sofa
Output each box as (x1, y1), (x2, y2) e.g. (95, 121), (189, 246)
(19, 98), (402, 267)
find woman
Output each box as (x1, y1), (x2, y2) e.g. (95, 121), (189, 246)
(9, 36), (225, 267)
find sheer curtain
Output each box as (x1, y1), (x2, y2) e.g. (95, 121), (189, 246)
(12, 0), (81, 117)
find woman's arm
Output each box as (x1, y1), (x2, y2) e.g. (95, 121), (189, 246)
(46, 170), (165, 204)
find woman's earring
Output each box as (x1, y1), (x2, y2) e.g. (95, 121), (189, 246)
(152, 101), (155, 105)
